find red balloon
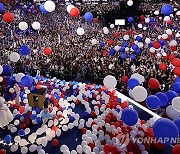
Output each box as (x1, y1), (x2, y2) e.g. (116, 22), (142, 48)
(104, 144), (111, 153)
(159, 63), (167, 71)
(19, 106), (25, 114)
(128, 30), (133, 35)
(167, 20), (173, 25)
(153, 41), (161, 49)
(82, 128), (87, 134)
(174, 67), (180, 76)
(52, 126), (58, 131)
(171, 46), (177, 51)
(108, 39), (114, 46)
(114, 32), (119, 37)
(3, 12), (14, 23)
(36, 85), (42, 90)
(0, 149), (6, 154)
(52, 139), (59, 147)
(148, 78), (160, 89)
(70, 7), (80, 17)
(121, 76), (129, 83)
(102, 49), (108, 56)
(172, 144), (180, 154)
(140, 15), (145, 21)
(20, 123), (27, 129)
(44, 47), (52, 56)
(172, 58), (180, 67)
(111, 146), (118, 154)
(93, 18), (98, 23)
(23, 118), (30, 125)
(168, 54), (175, 60)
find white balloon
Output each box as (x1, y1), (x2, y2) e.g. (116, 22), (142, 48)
(19, 21), (28, 31)
(162, 34), (168, 39)
(15, 73), (25, 82)
(10, 52), (20, 62)
(38, 149), (45, 154)
(127, 0), (133, 6)
(0, 65), (3, 75)
(25, 128), (30, 135)
(77, 28), (85, 36)
(32, 21), (41, 30)
(166, 29), (172, 35)
(123, 35), (129, 40)
(41, 138), (48, 147)
(9, 88), (14, 93)
(150, 47), (155, 53)
(131, 73), (145, 84)
(110, 24), (115, 29)
(21, 146), (28, 154)
(76, 145), (83, 153)
(29, 145), (37, 152)
(172, 97), (180, 112)
(154, 10), (159, 15)
(145, 38), (151, 44)
(103, 75), (117, 90)
(11, 127), (18, 133)
(132, 86), (147, 102)
(44, 0), (56, 12)
(91, 39), (98, 45)
(169, 40), (177, 46)
(114, 45), (120, 51)
(164, 16), (170, 22)
(19, 139), (28, 147)
(176, 11), (180, 16)
(60, 145), (69, 152)
(145, 18), (150, 23)
(138, 24), (142, 28)
(0, 77), (3, 82)
(166, 105), (180, 120)
(104, 29), (109, 34)
(14, 120), (20, 125)
(103, 27), (108, 31)
(67, 4), (75, 13)
(10, 144), (18, 152)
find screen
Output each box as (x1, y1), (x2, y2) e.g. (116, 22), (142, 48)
(115, 19), (125, 26)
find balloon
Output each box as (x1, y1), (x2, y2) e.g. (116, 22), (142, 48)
(130, 54), (136, 61)
(172, 82), (180, 93)
(131, 73), (145, 84)
(161, 4), (173, 16)
(19, 106), (25, 114)
(121, 76), (129, 83)
(52, 139), (59, 146)
(146, 95), (161, 110)
(128, 17), (134, 23)
(0, 65), (3, 75)
(132, 44), (138, 50)
(0, 3), (4, 11)
(32, 21), (40, 30)
(173, 118), (180, 135)
(9, 52), (20, 62)
(127, 78), (140, 89)
(91, 39), (98, 45)
(44, 47), (52, 55)
(77, 28), (85, 36)
(120, 53), (127, 60)
(104, 144), (111, 153)
(18, 129), (25, 136)
(123, 35), (129, 41)
(40, 3), (48, 14)
(19, 22), (28, 31)
(121, 108), (138, 126)
(172, 58), (180, 67)
(109, 48), (115, 56)
(174, 67), (180, 76)
(3, 12), (14, 23)
(3, 65), (12, 75)
(29, 144), (37, 152)
(136, 36), (142, 42)
(159, 63), (167, 71)
(19, 45), (30, 56)
(127, 0), (133, 6)
(132, 86), (147, 102)
(166, 105), (180, 120)
(21, 146), (28, 154)
(103, 75), (117, 90)
(0, 149), (6, 154)
(67, 4), (75, 13)
(44, 0), (56, 12)
(153, 41), (161, 49)
(172, 97), (180, 112)
(153, 118), (179, 145)
(100, 42), (105, 47)
(21, 75), (33, 87)
(166, 90), (178, 103)
(10, 144), (18, 152)
(84, 12), (93, 21)
(114, 32), (119, 37)
(70, 7), (80, 17)
(155, 92), (168, 106)
(15, 73), (25, 82)
(110, 24), (115, 29)
(172, 144), (180, 154)
(4, 135), (12, 144)
(108, 39), (114, 46)
(148, 78), (160, 90)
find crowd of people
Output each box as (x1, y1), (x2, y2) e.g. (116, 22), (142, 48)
(0, 1), (179, 96)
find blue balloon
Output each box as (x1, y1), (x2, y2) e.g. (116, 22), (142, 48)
(39, 3), (48, 14)
(130, 54), (136, 61)
(18, 129), (25, 136)
(4, 135), (12, 144)
(21, 75), (33, 87)
(150, 17), (154, 22)
(136, 36), (142, 42)
(155, 92), (168, 106)
(100, 42), (105, 47)
(31, 114), (37, 120)
(173, 117), (180, 134)
(172, 82), (180, 94)
(132, 44), (138, 50)
(166, 90), (178, 103)
(159, 40), (165, 46)
(127, 78), (140, 89)
(161, 4), (173, 16)
(135, 49), (141, 55)
(69, 116), (75, 122)
(120, 53), (127, 60)
(84, 12), (93, 21)
(36, 117), (42, 124)
(148, 42), (153, 48)
(0, 3), (4, 11)
(175, 77), (180, 83)
(153, 118), (179, 145)
(123, 42), (129, 47)
(109, 48), (115, 56)
(3, 65), (12, 76)
(19, 45), (30, 56)
(121, 108), (138, 126)
(146, 95), (161, 110)
(128, 17), (134, 23)
(120, 47), (125, 53)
